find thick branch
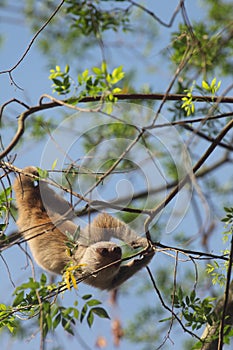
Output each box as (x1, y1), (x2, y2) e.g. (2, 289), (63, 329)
(1, 93), (232, 160)
(200, 281), (233, 350)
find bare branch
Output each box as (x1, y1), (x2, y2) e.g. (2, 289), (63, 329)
(182, 124), (233, 151)
(1, 92), (232, 160)
(146, 266), (201, 342)
(128, 0), (184, 28)
(144, 119), (233, 232)
(153, 242), (228, 262)
(0, 0), (65, 87)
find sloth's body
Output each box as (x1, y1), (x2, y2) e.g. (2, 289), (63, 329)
(13, 167), (154, 290)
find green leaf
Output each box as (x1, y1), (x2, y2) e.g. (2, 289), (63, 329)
(112, 87), (122, 94)
(73, 308), (79, 319)
(210, 77), (216, 88)
(65, 64), (70, 74)
(82, 69), (89, 80)
(190, 290), (196, 303)
(51, 304), (59, 318)
(40, 273), (47, 286)
(80, 304), (88, 323)
(159, 316), (173, 323)
(92, 67), (102, 75)
(12, 291), (24, 307)
(87, 310), (94, 327)
(0, 304), (7, 311)
(36, 167), (48, 179)
(52, 78), (63, 86)
(202, 80), (210, 90)
(45, 313), (52, 330)
(91, 307), (110, 319)
(62, 318), (74, 335)
(101, 61), (107, 74)
(43, 301), (51, 313)
(87, 299), (101, 307)
(53, 313), (61, 329)
(217, 80), (221, 89)
(82, 294), (92, 300)
(51, 159), (58, 170)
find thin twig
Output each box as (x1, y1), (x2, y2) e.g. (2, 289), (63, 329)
(0, 0), (65, 87)
(144, 119), (233, 231)
(146, 266), (201, 341)
(153, 242), (228, 261)
(0, 94), (232, 159)
(128, 0), (184, 28)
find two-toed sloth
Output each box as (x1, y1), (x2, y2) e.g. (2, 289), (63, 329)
(13, 166), (154, 290)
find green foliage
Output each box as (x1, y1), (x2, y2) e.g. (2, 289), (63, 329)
(173, 76), (223, 121)
(41, 302), (79, 337)
(181, 92), (195, 116)
(13, 274), (51, 308)
(83, 121), (136, 156)
(205, 0), (233, 23)
(49, 62), (124, 110)
(65, 226), (81, 257)
(181, 81), (196, 116)
(28, 115), (54, 139)
(36, 167), (49, 179)
(0, 187), (12, 233)
(0, 304), (17, 333)
(206, 261), (226, 286)
(66, 0), (131, 35)
(170, 20), (233, 80)
(0, 274), (110, 338)
(181, 77), (221, 116)
(80, 294), (110, 328)
(221, 207), (233, 229)
(77, 61), (124, 100)
(49, 65), (71, 95)
(193, 323), (233, 350)
(206, 207), (233, 286)
(172, 287), (216, 331)
(202, 77), (221, 95)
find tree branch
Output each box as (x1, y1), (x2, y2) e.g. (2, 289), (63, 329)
(1, 93), (232, 160)
(199, 281), (233, 350)
(0, 0), (65, 88)
(144, 119), (233, 234)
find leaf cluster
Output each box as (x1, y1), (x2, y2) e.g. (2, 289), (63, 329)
(49, 62), (124, 108)
(172, 287), (216, 331)
(0, 274), (109, 337)
(65, 226), (81, 258)
(80, 294), (110, 328)
(221, 207), (233, 228)
(66, 0), (131, 35)
(0, 187), (12, 233)
(205, 208), (233, 286)
(49, 65), (71, 95)
(0, 304), (17, 334)
(206, 261), (226, 286)
(174, 77), (222, 120)
(170, 17), (233, 82)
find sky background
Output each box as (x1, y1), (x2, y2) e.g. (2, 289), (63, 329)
(0, 1), (232, 350)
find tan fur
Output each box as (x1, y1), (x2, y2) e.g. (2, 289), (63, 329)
(13, 166), (74, 274)
(13, 166), (154, 290)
